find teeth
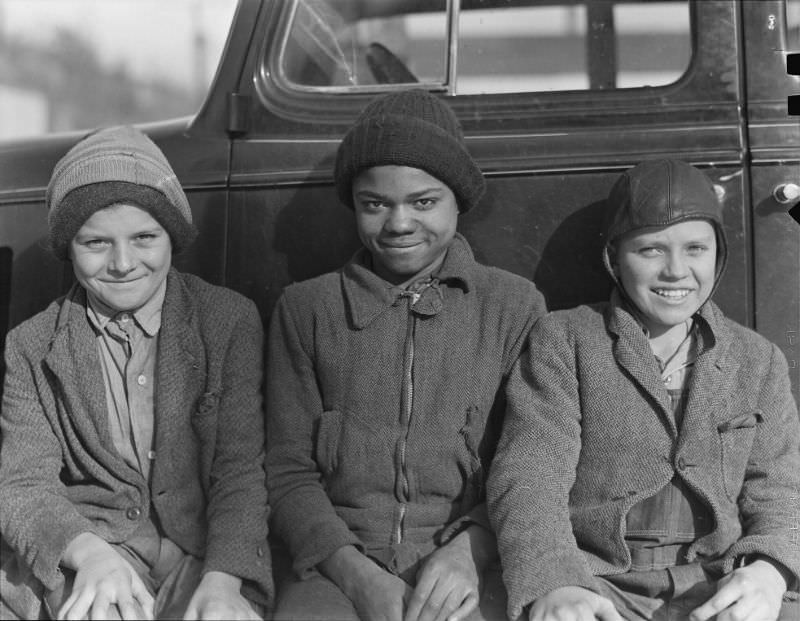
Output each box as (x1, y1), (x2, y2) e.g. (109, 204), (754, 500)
(654, 289), (690, 299)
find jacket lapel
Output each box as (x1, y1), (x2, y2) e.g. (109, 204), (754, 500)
(43, 285), (137, 481)
(678, 303), (738, 444)
(607, 294), (676, 435)
(151, 270), (206, 487)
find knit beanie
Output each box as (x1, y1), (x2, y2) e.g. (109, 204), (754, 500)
(334, 89), (485, 213)
(46, 125), (197, 260)
(602, 159), (728, 294)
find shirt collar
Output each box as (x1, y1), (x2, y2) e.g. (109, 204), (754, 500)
(342, 233), (475, 329)
(85, 278), (166, 337)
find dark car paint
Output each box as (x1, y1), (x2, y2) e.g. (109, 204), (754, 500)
(0, 0), (797, 402)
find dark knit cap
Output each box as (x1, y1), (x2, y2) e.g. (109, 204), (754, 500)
(603, 159), (728, 290)
(334, 89), (485, 212)
(46, 125), (197, 260)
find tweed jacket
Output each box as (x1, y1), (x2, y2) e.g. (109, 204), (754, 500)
(0, 269), (272, 615)
(488, 292), (800, 619)
(266, 234), (546, 578)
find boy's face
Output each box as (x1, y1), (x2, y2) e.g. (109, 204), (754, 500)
(70, 203), (172, 312)
(352, 165), (458, 285)
(613, 219), (717, 337)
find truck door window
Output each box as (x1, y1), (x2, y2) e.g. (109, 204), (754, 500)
(277, 0), (690, 94)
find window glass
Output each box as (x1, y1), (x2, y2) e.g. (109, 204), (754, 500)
(280, 0), (447, 89)
(280, 0), (691, 95)
(457, 1), (690, 94)
(788, 0), (800, 48)
(0, 0), (238, 139)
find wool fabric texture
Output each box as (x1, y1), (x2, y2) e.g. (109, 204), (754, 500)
(0, 269), (273, 617)
(603, 159), (728, 286)
(334, 89), (485, 212)
(266, 234), (545, 581)
(46, 125), (197, 259)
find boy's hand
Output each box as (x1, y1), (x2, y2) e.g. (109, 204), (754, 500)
(405, 527), (490, 621)
(183, 570), (260, 620)
(690, 558), (788, 621)
(528, 586), (622, 621)
(58, 532), (154, 620)
(319, 545), (412, 621)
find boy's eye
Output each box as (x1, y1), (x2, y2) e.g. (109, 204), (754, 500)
(83, 238), (109, 249)
(687, 244), (709, 255)
(415, 198), (436, 208)
(359, 200), (385, 212)
(637, 246), (662, 257)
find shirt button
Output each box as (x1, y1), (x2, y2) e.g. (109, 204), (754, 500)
(137, 375), (147, 386)
(119, 314), (130, 323)
(125, 507), (141, 520)
(147, 450), (156, 460)
(257, 546), (265, 558)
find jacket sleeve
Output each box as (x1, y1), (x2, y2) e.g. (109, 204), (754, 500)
(487, 315), (597, 620)
(721, 343), (800, 594)
(0, 327), (97, 591)
(265, 292), (362, 577)
(200, 299), (273, 604)
(440, 284), (548, 546)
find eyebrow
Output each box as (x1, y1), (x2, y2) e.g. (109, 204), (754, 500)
(354, 187), (444, 200)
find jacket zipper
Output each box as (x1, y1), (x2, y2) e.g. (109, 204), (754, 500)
(395, 292), (418, 544)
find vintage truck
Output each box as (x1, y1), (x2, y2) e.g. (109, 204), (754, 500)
(0, 0), (798, 400)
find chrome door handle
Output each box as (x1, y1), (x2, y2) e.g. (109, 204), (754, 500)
(773, 183), (800, 203)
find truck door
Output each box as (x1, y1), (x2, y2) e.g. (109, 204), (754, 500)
(741, 0), (800, 399)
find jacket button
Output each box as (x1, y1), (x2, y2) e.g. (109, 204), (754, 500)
(126, 507), (141, 520)
(677, 457), (687, 471)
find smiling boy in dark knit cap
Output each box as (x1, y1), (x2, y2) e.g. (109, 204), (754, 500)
(0, 126), (273, 620)
(266, 89), (546, 620)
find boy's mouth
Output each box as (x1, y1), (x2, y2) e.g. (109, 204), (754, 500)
(652, 288), (692, 300)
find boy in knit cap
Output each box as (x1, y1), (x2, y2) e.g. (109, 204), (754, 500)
(488, 159), (800, 620)
(266, 89), (546, 620)
(0, 126), (272, 620)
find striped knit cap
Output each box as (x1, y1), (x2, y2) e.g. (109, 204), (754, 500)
(334, 89), (485, 212)
(46, 125), (197, 259)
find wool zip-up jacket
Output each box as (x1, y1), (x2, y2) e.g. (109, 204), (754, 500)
(488, 293), (800, 619)
(0, 269), (273, 615)
(266, 234), (546, 577)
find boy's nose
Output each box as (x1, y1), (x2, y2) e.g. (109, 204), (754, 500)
(109, 244), (136, 274)
(384, 205), (415, 234)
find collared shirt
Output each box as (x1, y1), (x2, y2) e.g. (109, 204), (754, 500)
(86, 281), (165, 482)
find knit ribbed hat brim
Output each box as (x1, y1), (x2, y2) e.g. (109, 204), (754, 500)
(46, 125), (196, 259)
(334, 90), (485, 212)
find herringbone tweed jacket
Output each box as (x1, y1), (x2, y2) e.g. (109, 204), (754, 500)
(0, 269), (273, 617)
(488, 293), (800, 619)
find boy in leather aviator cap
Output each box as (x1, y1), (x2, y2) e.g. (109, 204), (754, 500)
(488, 159), (800, 620)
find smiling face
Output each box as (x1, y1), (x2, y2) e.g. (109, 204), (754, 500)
(613, 219), (717, 337)
(70, 203), (172, 312)
(353, 165), (459, 285)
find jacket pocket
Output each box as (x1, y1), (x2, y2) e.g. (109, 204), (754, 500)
(718, 412), (761, 501)
(191, 391), (220, 492)
(315, 410), (342, 477)
(458, 406), (485, 509)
